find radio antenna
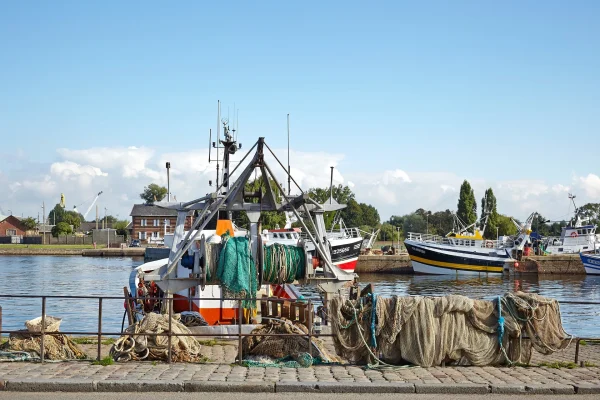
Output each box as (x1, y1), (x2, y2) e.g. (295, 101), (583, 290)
(287, 113), (291, 195)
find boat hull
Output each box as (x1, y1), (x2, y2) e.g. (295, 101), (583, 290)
(580, 253), (600, 275)
(404, 240), (508, 275)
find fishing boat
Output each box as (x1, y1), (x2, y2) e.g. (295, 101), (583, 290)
(404, 213), (535, 275)
(129, 112), (359, 325)
(540, 195), (598, 255)
(580, 251), (600, 275)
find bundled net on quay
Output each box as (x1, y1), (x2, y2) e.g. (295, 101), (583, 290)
(331, 291), (572, 367)
(110, 313), (206, 362)
(0, 317), (86, 361)
(241, 318), (340, 368)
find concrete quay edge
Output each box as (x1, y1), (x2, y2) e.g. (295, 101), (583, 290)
(2, 379), (599, 394)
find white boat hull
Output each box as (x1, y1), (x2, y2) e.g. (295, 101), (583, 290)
(409, 259), (505, 276)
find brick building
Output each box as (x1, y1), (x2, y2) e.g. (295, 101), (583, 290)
(0, 215), (28, 236)
(129, 204), (193, 243)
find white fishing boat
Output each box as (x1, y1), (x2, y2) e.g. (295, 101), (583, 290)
(129, 111), (360, 325)
(404, 213), (535, 275)
(540, 195), (598, 255)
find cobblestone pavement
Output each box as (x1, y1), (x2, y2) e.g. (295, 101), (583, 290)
(2, 340), (599, 393)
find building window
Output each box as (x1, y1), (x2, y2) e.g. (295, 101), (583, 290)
(153, 219), (160, 227)
(139, 232), (147, 240)
(6, 229), (16, 236)
(140, 219), (147, 227)
(164, 219), (170, 226)
(152, 232), (160, 238)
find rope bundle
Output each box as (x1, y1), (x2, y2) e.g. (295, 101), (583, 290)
(263, 243), (305, 284)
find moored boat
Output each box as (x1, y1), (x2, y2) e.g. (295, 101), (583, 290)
(580, 252), (600, 275)
(404, 213), (535, 275)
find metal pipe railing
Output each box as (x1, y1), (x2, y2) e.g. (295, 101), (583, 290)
(0, 294), (330, 365)
(1, 294), (599, 365)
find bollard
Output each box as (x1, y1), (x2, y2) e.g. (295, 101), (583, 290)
(575, 339), (581, 364)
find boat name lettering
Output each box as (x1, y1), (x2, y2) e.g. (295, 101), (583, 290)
(588, 258), (600, 266)
(353, 243), (361, 250)
(413, 247), (426, 254)
(332, 247), (350, 255)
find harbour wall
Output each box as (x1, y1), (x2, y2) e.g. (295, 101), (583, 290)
(0, 248), (145, 257)
(517, 255), (585, 275)
(355, 255), (413, 274)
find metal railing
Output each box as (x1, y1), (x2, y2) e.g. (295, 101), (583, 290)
(406, 232), (516, 250)
(0, 294), (327, 365)
(1, 295), (599, 366)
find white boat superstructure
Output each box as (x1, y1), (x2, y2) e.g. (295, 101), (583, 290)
(541, 194), (598, 254)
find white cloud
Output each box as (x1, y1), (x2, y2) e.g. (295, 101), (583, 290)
(382, 169), (411, 185)
(2, 145), (599, 224)
(578, 174), (600, 198)
(50, 161), (108, 187)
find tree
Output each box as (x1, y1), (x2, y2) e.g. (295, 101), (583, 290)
(359, 203), (380, 228)
(114, 220), (130, 239)
(480, 188), (499, 239)
(47, 204), (66, 225)
(140, 183), (168, 204)
(102, 215), (118, 224)
(428, 209), (453, 235)
(402, 213), (427, 235)
(63, 211), (82, 229)
(51, 222), (72, 237)
(21, 217), (38, 231)
(496, 215), (518, 237)
(457, 180), (477, 226)
(377, 222), (398, 242)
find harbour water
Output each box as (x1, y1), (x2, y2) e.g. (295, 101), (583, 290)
(0, 256), (599, 337)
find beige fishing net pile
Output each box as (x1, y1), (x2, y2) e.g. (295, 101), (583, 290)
(241, 318), (339, 363)
(110, 312), (205, 362)
(331, 291), (572, 367)
(0, 331), (86, 360)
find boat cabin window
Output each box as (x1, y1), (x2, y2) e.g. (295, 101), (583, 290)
(558, 248), (563, 252)
(286, 233), (292, 239)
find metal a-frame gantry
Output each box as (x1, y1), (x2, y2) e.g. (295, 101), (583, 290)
(150, 137), (356, 298)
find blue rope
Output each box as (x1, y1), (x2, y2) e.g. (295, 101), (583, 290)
(497, 295), (505, 347)
(369, 293), (377, 349)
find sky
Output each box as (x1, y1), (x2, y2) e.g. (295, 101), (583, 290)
(1, 1), (599, 223)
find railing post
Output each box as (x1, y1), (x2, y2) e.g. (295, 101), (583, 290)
(575, 339), (581, 364)
(0, 305), (3, 344)
(40, 297), (46, 363)
(97, 298), (103, 361)
(238, 299), (243, 366)
(307, 299), (313, 358)
(168, 296), (172, 364)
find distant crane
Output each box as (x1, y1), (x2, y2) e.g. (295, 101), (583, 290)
(73, 191), (103, 220)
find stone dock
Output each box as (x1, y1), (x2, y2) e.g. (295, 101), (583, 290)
(1, 341), (599, 393)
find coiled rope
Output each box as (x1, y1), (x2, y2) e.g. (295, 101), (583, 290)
(262, 243), (305, 284)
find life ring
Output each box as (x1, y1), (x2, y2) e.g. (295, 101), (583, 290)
(485, 240), (494, 248)
(571, 232), (578, 238)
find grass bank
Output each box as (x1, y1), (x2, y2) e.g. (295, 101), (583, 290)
(0, 244), (106, 249)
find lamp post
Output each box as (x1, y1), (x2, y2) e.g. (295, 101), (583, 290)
(397, 226), (401, 252)
(496, 227), (499, 244)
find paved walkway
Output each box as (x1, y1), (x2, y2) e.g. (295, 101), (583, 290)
(1, 361), (600, 394)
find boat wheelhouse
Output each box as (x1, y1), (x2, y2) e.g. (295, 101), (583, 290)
(541, 194), (598, 254)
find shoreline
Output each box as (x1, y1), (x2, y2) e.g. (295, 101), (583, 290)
(0, 248), (146, 257)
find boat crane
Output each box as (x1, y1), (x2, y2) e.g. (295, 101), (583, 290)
(143, 134), (355, 305)
(73, 191), (103, 220)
